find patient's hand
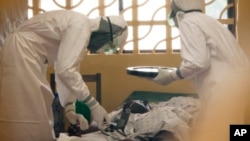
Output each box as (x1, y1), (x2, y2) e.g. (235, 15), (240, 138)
(67, 124), (82, 137)
(67, 123), (100, 137)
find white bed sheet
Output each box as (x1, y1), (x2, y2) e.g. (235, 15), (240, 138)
(57, 132), (107, 141)
(57, 96), (200, 141)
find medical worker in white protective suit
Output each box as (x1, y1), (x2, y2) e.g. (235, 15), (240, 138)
(150, 0), (250, 141)
(0, 10), (128, 141)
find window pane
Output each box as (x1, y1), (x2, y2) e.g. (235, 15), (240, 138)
(40, 0), (63, 11)
(123, 0), (133, 21)
(28, 0), (235, 54)
(73, 0), (99, 18)
(205, 0), (228, 19)
(104, 0), (120, 16)
(138, 25), (166, 51)
(137, 0), (166, 21)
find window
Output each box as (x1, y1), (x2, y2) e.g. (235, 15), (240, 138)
(28, 0), (236, 54)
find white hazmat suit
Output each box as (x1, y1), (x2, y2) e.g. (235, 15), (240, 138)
(0, 10), (128, 141)
(152, 0), (250, 141)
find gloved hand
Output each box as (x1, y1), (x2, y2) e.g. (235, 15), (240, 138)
(83, 95), (110, 129)
(65, 101), (89, 131)
(90, 103), (110, 129)
(152, 68), (181, 85)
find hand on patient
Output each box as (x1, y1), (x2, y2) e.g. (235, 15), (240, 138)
(83, 95), (110, 129)
(65, 102), (89, 131)
(90, 103), (110, 129)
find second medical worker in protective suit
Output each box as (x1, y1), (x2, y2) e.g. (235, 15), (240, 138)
(151, 0), (250, 141)
(0, 10), (128, 141)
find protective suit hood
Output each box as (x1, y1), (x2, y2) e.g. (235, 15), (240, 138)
(170, 0), (203, 18)
(88, 15), (128, 53)
(173, 0), (203, 11)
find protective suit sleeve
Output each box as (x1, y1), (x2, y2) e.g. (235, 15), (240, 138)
(178, 20), (210, 79)
(54, 14), (92, 106)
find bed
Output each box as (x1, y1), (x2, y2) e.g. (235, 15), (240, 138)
(51, 73), (102, 137)
(56, 90), (200, 141)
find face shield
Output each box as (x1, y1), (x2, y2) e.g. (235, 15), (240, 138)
(87, 16), (128, 54)
(97, 24), (127, 54)
(168, 0), (182, 27)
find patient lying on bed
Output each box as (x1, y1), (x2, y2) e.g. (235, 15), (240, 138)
(58, 96), (200, 141)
